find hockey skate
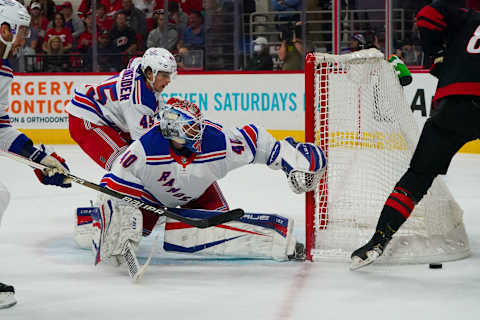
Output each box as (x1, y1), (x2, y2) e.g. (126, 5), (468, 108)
(0, 283), (16, 309)
(288, 242), (306, 261)
(350, 231), (392, 270)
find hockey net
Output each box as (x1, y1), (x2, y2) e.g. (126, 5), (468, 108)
(305, 49), (470, 263)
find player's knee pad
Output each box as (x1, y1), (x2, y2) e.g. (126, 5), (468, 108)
(164, 209), (297, 261)
(0, 182), (10, 225)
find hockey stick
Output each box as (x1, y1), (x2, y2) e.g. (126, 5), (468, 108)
(0, 150), (244, 228)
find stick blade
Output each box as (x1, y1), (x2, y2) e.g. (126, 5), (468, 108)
(201, 208), (245, 228)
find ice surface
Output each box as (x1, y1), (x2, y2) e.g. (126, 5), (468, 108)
(1, 146), (479, 320)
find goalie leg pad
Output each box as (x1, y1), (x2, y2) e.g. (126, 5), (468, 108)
(0, 182), (10, 226)
(91, 195), (143, 265)
(74, 205), (160, 250)
(73, 206), (97, 249)
(163, 209), (297, 261)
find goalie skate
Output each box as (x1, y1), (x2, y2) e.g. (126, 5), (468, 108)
(0, 283), (16, 309)
(288, 242), (306, 261)
(350, 231), (391, 270)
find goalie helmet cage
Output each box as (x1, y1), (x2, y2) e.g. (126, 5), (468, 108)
(304, 48), (471, 263)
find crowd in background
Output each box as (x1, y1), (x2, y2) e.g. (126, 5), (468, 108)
(11, 0), (480, 72)
(18, 0), (205, 72)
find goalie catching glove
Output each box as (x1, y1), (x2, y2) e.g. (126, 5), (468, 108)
(267, 137), (326, 194)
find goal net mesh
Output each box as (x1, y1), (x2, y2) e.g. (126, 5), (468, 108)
(305, 49), (470, 263)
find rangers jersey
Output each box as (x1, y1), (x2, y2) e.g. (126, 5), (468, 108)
(66, 66), (163, 141)
(0, 59), (30, 154)
(100, 122), (276, 208)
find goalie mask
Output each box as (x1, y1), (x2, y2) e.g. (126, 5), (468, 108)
(159, 98), (204, 152)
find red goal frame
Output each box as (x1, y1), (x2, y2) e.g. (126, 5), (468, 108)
(304, 53), (329, 261)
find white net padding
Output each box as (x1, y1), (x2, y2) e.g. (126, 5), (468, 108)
(306, 49), (470, 263)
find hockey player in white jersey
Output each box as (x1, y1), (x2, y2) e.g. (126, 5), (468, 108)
(0, 0), (71, 309)
(77, 97), (325, 273)
(66, 47), (176, 171)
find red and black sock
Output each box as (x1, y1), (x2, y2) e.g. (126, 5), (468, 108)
(376, 187), (416, 236)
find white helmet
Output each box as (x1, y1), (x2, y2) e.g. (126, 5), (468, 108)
(141, 47), (177, 89)
(0, 0), (30, 58)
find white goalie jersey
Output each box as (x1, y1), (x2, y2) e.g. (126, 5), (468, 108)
(100, 122), (276, 208)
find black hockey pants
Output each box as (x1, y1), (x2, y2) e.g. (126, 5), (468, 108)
(397, 95), (480, 202)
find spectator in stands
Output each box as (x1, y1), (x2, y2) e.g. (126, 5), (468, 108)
(146, 9), (178, 51)
(278, 21), (303, 70)
(59, 1), (85, 45)
(76, 10), (94, 53)
(272, 0), (302, 24)
(166, 1), (188, 36)
(85, 29), (116, 72)
(175, 0), (202, 15)
(246, 37), (273, 71)
(134, 0), (155, 22)
(100, 0), (123, 17)
(177, 10), (204, 51)
(43, 12), (73, 53)
(120, 0), (148, 49)
(395, 41), (422, 66)
(154, 0), (201, 16)
(341, 33), (366, 54)
(147, 8), (159, 30)
(98, 30), (116, 71)
(96, 3), (114, 31)
(29, 2), (48, 52)
(110, 11), (137, 70)
(373, 32), (385, 53)
(44, 36), (68, 72)
(23, 14), (39, 71)
(37, 0), (56, 21)
(77, 0), (91, 18)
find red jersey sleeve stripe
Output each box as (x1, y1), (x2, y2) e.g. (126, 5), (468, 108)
(434, 82), (480, 101)
(416, 18), (445, 31)
(242, 125), (258, 148)
(417, 5), (447, 28)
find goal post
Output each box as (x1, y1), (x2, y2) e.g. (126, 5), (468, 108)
(304, 49), (471, 264)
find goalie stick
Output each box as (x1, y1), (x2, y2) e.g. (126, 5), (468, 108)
(0, 150), (244, 228)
